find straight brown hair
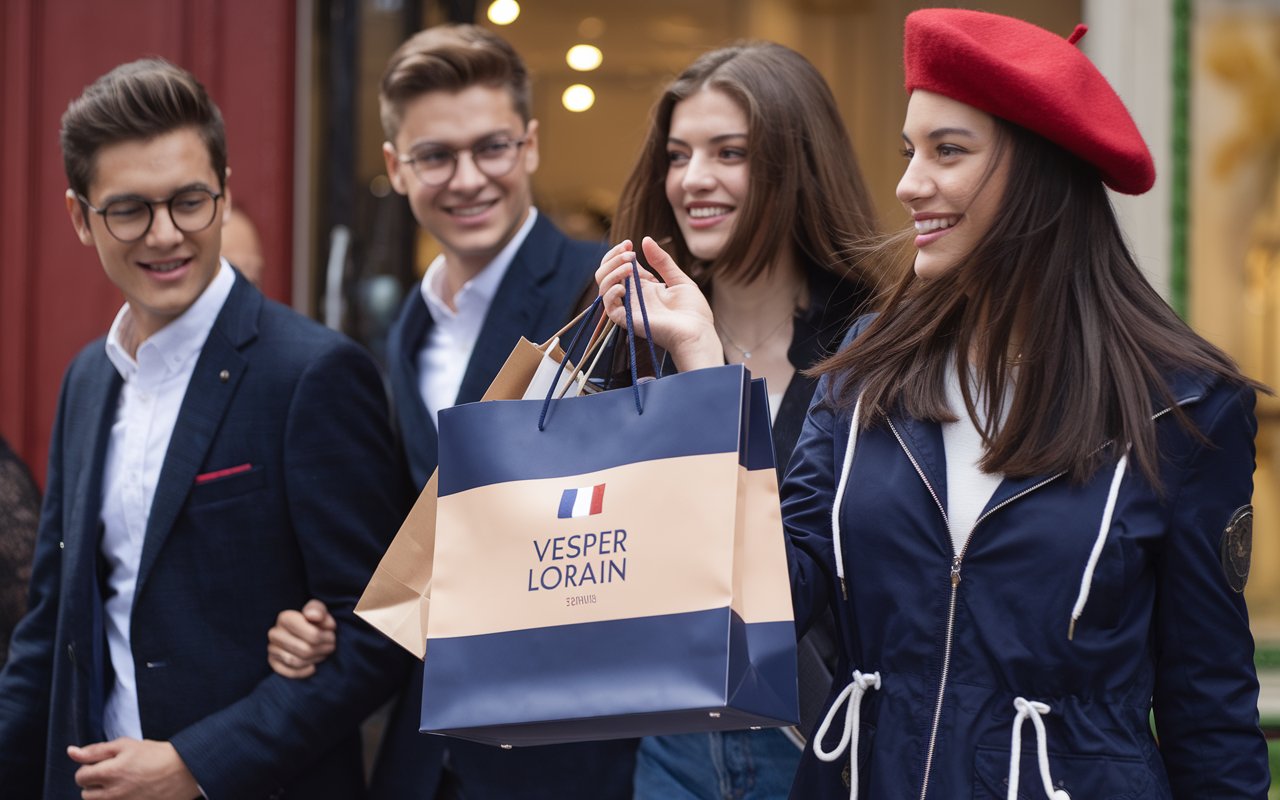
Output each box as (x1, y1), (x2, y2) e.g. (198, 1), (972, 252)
(816, 120), (1257, 486)
(610, 42), (880, 290)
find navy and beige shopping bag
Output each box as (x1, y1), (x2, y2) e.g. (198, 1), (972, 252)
(354, 310), (610, 657)
(421, 296), (798, 746)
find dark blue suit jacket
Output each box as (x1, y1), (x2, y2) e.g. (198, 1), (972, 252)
(373, 214), (638, 799)
(0, 271), (409, 799)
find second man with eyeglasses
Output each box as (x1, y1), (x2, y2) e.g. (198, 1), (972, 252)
(264, 24), (638, 800)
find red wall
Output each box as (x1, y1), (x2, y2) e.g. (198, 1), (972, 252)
(0, 0), (296, 486)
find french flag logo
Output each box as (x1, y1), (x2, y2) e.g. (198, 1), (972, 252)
(558, 483), (605, 519)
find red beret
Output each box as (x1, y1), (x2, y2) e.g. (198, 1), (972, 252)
(903, 8), (1155, 195)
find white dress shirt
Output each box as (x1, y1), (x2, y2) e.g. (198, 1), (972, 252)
(417, 208), (538, 426)
(99, 261), (235, 740)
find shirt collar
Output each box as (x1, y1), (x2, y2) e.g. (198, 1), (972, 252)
(105, 259), (237, 380)
(420, 207), (539, 319)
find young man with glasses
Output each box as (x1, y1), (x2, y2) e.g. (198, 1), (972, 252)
(266, 23), (637, 800)
(0, 59), (407, 798)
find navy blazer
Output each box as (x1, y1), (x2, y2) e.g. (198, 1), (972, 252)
(373, 214), (638, 799)
(0, 271), (409, 799)
(387, 213), (607, 490)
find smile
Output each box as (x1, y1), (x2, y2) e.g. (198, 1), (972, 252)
(140, 258), (190, 273)
(914, 216), (959, 233)
(688, 205), (733, 219)
(448, 200), (498, 218)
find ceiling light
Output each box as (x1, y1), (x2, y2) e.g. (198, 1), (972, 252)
(562, 84), (595, 112)
(566, 44), (603, 72)
(487, 0), (519, 26)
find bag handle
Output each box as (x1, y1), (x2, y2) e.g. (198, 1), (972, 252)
(622, 263), (661, 392)
(537, 260), (659, 430)
(548, 298), (603, 344)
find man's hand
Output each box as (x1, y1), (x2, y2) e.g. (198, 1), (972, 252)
(267, 597), (337, 678)
(68, 738), (200, 800)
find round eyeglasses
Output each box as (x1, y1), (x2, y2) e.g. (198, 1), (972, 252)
(76, 188), (223, 243)
(395, 137), (528, 187)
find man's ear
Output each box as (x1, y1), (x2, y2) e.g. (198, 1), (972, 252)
(383, 142), (408, 195)
(223, 166), (233, 216)
(523, 119), (540, 174)
(65, 189), (94, 246)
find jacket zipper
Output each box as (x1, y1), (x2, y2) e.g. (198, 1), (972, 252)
(886, 418), (1063, 800)
(884, 401), (1193, 799)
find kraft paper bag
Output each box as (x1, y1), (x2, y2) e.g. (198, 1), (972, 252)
(354, 317), (611, 657)
(421, 363), (798, 746)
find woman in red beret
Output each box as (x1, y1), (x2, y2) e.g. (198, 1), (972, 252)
(599, 8), (1270, 799)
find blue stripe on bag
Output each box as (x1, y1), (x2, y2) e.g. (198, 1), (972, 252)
(420, 610), (797, 745)
(437, 365), (750, 496)
(746, 379), (777, 473)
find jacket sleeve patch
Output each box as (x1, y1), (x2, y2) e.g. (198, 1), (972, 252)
(1220, 505), (1253, 593)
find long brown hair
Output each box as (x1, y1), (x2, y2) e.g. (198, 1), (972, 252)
(816, 119), (1256, 485)
(610, 42), (879, 289)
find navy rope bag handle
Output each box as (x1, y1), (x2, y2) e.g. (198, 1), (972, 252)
(537, 259), (660, 430)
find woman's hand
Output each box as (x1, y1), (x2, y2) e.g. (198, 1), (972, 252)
(595, 237), (723, 372)
(266, 598), (337, 679)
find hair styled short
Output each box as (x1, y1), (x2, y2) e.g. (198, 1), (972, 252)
(380, 24), (531, 141)
(610, 42), (879, 287)
(60, 58), (227, 198)
(819, 119), (1254, 486)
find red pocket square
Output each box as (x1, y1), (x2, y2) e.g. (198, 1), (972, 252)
(195, 463), (254, 484)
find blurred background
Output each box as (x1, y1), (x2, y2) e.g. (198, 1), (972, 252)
(2, 0), (1279, 780)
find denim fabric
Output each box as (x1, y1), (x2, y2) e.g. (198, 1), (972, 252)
(634, 730), (801, 800)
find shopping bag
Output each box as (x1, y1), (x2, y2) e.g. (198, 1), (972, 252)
(355, 311), (611, 658)
(421, 351), (798, 746)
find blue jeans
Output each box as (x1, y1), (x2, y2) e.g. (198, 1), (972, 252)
(633, 730), (801, 800)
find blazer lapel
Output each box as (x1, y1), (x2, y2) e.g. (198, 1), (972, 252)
(64, 355), (123, 569)
(390, 293), (440, 489)
(135, 278), (258, 593)
(455, 214), (562, 405)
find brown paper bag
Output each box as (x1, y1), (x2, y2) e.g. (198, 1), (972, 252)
(356, 313), (614, 657)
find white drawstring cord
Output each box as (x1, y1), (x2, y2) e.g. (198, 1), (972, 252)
(813, 669), (880, 800)
(1067, 450), (1129, 640)
(831, 397), (863, 599)
(1007, 698), (1071, 800)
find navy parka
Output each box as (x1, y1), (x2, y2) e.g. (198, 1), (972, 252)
(785, 319), (1270, 799)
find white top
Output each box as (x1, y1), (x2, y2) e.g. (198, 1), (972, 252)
(768, 391), (784, 425)
(100, 260), (235, 739)
(940, 363), (1005, 555)
(417, 208), (538, 427)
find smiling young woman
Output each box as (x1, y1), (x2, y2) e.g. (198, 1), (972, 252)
(603, 41), (881, 800)
(599, 9), (1271, 799)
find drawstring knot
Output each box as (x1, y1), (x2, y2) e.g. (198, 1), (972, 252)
(813, 669), (880, 800)
(1008, 697), (1071, 800)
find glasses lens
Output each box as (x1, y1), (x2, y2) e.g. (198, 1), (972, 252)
(170, 190), (219, 233)
(102, 199), (151, 242)
(410, 150), (457, 187)
(474, 139), (521, 178)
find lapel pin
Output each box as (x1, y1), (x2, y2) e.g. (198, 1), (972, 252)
(219, 369), (230, 383)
